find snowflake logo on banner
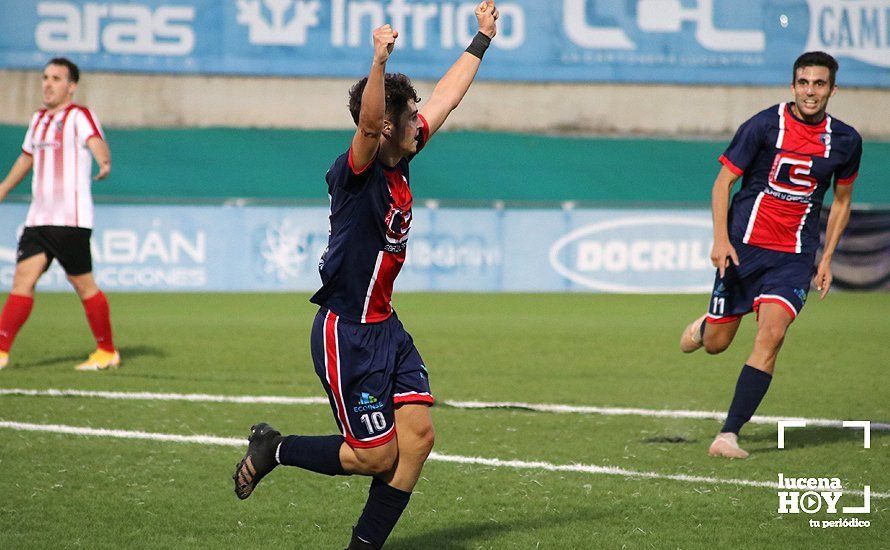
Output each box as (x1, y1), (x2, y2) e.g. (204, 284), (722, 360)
(236, 0), (321, 46)
(259, 219), (310, 281)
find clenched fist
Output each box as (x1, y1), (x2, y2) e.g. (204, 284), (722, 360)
(373, 24), (399, 65)
(476, 0), (499, 39)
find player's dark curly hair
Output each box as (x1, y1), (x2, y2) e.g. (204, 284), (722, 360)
(793, 51), (838, 87)
(348, 73), (421, 127)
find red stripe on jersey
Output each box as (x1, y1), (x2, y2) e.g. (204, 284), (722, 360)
(73, 122), (80, 227)
(76, 106), (103, 141)
(324, 311), (354, 441)
(385, 167), (412, 208)
(719, 154), (744, 176)
(53, 106), (76, 224)
(744, 193), (810, 253)
(347, 146), (376, 175)
(21, 149), (33, 157)
(361, 166), (413, 323)
(778, 104), (829, 156)
(34, 110), (53, 223)
(837, 172), (857, 186)
(363, 251), (405, 323)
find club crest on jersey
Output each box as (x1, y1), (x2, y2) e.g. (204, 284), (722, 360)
(820, 133), (831, 146)
(384, 207), (412, 245)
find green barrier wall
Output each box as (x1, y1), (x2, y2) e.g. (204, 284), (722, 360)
(2, 126), (887, 206)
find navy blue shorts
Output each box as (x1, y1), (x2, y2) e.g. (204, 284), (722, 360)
(310, 308), (434, 449)
(706, 242), (814, 325)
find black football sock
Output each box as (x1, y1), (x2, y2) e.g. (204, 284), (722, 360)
(353, 478), (411, 548)
(721, 364), (772, 434)
(275, 435), (345, 476)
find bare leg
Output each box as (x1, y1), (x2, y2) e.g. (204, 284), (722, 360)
(10, 253), (48, 297)
(710, 303), (792, 458)
(66, 272), (100, 300)
(745, 303), (793, 375)
(680, 312), (741, 354)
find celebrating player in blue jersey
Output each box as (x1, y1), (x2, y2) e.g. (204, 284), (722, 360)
(233, 2), (499, 548)
(679, 52), (862, 459)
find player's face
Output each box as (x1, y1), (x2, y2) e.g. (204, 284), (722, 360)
(42, 64), (76, 110)
(790, 65), (835, 122)
(396, 100), (420, 155)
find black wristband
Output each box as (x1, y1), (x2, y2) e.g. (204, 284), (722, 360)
(465, 32), (492, 59)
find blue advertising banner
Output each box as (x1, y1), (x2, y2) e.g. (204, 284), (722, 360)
(0, 1), (888, 86)
(0, 203), (715, 293)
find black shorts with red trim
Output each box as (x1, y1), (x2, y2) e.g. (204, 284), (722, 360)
(310, 307), (434, 449)
(17, 226), (93, 276)
(706, 241), (813, 324)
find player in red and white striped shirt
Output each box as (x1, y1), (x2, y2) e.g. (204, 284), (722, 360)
(0, 58), (119, 371)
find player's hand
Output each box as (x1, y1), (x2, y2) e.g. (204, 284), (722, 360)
(372, 25), (398, 65)
(813, 259), (833, 299)
(93, 162), (110, 181)
(476, 0), (498, 39)
(710, 239), (739, 279)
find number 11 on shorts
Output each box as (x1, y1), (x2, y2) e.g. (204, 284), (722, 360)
(712, 297), (725, 315)
(360, 412), (387, 434)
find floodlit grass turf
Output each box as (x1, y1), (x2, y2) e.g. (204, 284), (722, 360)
(0, 292), (887, 549)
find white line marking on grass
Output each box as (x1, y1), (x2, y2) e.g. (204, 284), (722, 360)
(2, 388), (888, 431)
(1, 420), (885, 499)
(446, 401), (890, 430)
(0, 388), (329, 405)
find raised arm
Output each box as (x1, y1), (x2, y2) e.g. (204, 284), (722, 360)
(351, 25), (398, 171)
(710, 165), (741, 278)
(0, 153), (34, 203)
(87, 136), (111, 180)
(814, 182), (853, 299)
(420, 0), (498, 137)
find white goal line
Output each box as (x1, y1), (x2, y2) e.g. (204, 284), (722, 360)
(1, 388), (888, 430)
(1, 420), (884, 499)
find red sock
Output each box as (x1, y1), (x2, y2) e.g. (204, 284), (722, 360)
(0, 294), (35, 352)
(82, 291), (115, 352)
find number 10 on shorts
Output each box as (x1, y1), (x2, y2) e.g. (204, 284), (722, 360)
(361, 412), (387, 434)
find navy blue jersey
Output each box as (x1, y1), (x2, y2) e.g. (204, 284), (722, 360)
(311, 115), (430, 323)
(719, 103), (862, 255)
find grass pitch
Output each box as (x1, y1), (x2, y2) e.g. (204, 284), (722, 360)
(0, 292), (887, 549)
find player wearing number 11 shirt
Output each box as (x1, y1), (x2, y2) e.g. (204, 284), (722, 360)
(679, 51), (862, 459)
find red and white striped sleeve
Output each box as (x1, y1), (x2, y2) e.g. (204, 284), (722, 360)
(74, 106), (105, 146)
